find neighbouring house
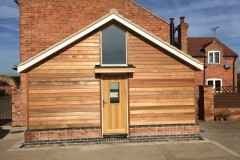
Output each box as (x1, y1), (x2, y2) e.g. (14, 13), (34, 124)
(187, 37), (238, 98)
(172, 18), (238, 98)
(14, 0), (208, 146)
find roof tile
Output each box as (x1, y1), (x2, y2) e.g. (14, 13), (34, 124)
(187, 37), (238, 57)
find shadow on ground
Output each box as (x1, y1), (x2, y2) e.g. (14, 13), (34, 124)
(0, 127), (10, 139)
(0, 120), (12, 139)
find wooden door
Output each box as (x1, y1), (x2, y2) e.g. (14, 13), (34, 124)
(102, 75), (127, 135)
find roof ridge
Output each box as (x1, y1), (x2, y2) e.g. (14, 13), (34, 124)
(188, 37), (238, 57)
(214, 38), (238, 57)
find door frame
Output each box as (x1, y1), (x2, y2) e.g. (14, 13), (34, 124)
(101, 74), (129, 136)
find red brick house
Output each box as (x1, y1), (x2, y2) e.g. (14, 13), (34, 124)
(14, 0), (227, 146)
(173, 17), (238, 98)
(187, 37), (238, 98)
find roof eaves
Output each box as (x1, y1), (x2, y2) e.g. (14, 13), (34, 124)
(223, 55), (239, 57)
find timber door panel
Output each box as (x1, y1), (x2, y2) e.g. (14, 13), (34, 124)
(102, 75), (127, 134)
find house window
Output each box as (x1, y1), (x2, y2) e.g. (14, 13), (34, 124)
(101, 25), (127, 65)
(206, 78), (222, 91)
(208, 51), (220, 64)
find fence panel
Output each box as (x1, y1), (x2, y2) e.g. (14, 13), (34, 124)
(0, 95), (12, 120)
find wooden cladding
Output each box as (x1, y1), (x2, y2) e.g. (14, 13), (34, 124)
(27, 28), (197, 130)
(128, 32), (196, 125)
(28, 33), (100, 129)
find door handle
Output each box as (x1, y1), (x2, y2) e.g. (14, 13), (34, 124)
(103, 100), (108, 107)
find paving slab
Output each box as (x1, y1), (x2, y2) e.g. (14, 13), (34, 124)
(198, 120), (240, 156)
(1, 121), (240, 160)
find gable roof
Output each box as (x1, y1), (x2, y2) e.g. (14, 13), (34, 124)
(17, 9), (203, 72)
(187, 37), (238, 57)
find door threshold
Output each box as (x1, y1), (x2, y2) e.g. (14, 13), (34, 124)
(103, 134), (128, 138)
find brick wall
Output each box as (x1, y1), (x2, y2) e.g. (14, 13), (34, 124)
(214, 93), (240, 120)
(18, 0), (170, 62)
(199, 85), (240, 121)
(130, 124), (200, 142)
(177, 17), (188, 54)
(215, 108), (240, 120)
(24, 127), (102, 146)
(130, 124), (199, 136)
(0, 86), (12, 96)
(12, 88), (22, 126)
(194, 56), (237, 99)
(17, 0), (171, 128)
(11, 74), (27, 127)
(198, 86), (214, 121)
(204, 42), (236, 87)
(24, 125), (200, 146)
(25, 127), (101, 141)
(195, 57), (205, 99)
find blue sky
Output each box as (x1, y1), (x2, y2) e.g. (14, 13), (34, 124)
(0, 0), (240, 76)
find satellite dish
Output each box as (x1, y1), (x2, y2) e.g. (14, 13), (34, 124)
(224, 63), (232, 69)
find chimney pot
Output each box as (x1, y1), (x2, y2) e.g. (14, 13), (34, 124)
(180, 16), (185, 23)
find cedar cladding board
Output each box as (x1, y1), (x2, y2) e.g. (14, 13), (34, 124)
(28, 29), (196, 130)
(128, 32), (195, 125)
(16, 0), (203, 143)
(17, 0), (171, 127)
(28, 32), (101, 129)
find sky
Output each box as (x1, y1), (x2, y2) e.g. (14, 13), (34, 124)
(0, 0), (240, 76)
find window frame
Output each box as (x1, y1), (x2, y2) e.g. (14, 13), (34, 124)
(206, 78), (222, 92)
(100, 25), (128, 66)
(208, 51), (220, 64)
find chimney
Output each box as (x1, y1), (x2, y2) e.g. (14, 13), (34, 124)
(169, 18), (174, 45)
(178, 16), (189, 54)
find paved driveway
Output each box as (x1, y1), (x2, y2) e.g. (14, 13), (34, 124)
(198, 120), (240, 156)
(1, 121), (240, 160)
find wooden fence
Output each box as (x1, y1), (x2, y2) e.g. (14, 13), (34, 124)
(213, 86), (240, 120)
(0, 95), (12, 120)
(214, 86), (240, 108)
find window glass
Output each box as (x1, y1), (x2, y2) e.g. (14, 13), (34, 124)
(208, 51), (220, 64)
(207, 80), (213, 86)
(214, 52), (219, 63)
(215, 80), (221, 91)
(102, 25), (126, 64)
(209, 52), (213, 63)
(206, 79), (222, 92)
(110, 82), (119, 103)
(215, 80), (221, 88)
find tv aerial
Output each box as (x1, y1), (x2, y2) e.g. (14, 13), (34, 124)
(212, 27), (220, 37)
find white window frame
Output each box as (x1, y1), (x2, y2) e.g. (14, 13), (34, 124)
(206, 78), (222, 92)
(208, 51), (220, 64)
(100, 25), (128, 66)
